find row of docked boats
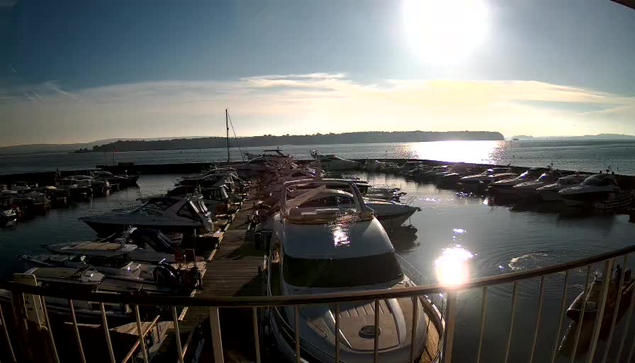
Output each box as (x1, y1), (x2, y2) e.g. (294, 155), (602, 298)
(0, 166), (249, 360)
(239, 152), (442, 362)
(356, 159), (633, 213)
(0, 170), (139, 226)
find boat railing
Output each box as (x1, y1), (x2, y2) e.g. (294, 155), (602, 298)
(2, 244), (635, 362)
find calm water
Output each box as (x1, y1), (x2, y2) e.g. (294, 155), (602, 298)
(3, 139), (635, 175)
(0, 172), (633, 360)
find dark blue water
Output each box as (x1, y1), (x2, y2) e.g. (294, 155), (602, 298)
(2, 139), (635, 175)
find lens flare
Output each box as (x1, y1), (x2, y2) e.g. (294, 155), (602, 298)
(435, 246), (474, 286)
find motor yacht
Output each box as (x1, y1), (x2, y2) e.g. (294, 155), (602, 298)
(559, 173), (631, 208)
(459, 167), (516, 192)
(536, 173), (590, 202)
(511, 170), (564, 198)
(80, 195), (214, 236)
(311, 150), (359, 171)
(56, 176), (93, 198)
(364, 198), (421, 230)
(10, 181), (31, 192)
(91, 170), (139, 187)
(486, 168), (546, 196)
(266, 179), (435, 363)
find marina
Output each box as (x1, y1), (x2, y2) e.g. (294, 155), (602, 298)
(0, 146), (634, 362)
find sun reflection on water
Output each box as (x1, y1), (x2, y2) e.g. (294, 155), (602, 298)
(435, 246), (474, 287)
(407, 140), (506, 164)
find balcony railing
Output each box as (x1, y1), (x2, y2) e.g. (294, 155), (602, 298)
(1, 244), (635, 362)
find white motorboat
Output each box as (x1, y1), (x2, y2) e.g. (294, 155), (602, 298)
(365, 198), (421, 230)
(487, 168), (546, 196)
(511, 170), (564, 197)
(536, 174), (590, 202)
(80, 195), (214, 236)
(559, 173), (631, 208)
(459, 168), (517, 193)
(20, 253), (150, 280)
(10, 181), (31, 192)
(266, 179), (434, 363)
(311, 150), (359, 171)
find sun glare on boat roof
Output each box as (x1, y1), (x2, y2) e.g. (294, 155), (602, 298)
(403, 0), (489, 63)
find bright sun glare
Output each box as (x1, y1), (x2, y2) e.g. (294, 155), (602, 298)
(403, 0), (488, 63)
(435, 247), (474, 287)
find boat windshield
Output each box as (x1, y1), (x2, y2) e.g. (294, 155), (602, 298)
(283, 252), (403, 288)
(582, 175), (616, 186)
(134, 199), (176, 215)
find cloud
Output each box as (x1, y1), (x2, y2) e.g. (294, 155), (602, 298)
(0, 73), (634, 146)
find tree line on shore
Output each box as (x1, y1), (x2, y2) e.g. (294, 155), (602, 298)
(89, 131), (504, 152)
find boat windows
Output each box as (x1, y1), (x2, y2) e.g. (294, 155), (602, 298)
(177, 205), (197, 220)
(582, 175), (615, 186)
(135, 199), (175, 215)
(282, 252), (403, 288)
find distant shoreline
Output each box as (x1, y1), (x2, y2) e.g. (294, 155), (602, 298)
(87, 131), (504, 153)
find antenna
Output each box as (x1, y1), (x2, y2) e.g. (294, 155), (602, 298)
(225, 109), (230, 169)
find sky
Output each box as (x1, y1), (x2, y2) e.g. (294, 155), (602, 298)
(1, 0), (635, 146)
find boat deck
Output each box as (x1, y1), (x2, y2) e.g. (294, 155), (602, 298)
(166, 186), (441, 362)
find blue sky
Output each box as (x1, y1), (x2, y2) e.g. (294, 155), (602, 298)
(2, 0), (635, 146)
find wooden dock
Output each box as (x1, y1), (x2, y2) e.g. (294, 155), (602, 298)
(159, 189), (264, 362)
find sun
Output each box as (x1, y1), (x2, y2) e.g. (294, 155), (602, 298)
(403, 0), (489, 64)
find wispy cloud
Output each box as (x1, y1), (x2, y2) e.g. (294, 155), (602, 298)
(1, 73), (634, 146)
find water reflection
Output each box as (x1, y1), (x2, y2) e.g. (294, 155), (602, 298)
(408, 140), (506, 164)
(435, 246), (474, 286)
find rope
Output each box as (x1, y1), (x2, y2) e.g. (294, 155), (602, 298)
(227, 112), (246, 161)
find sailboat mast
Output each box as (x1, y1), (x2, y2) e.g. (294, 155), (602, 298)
(226, 109), (230, 168)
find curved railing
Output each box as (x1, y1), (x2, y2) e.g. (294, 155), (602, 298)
(1, 244), (635, 363)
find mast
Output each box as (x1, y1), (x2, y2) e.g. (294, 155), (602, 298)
(226, 109), (230, 169)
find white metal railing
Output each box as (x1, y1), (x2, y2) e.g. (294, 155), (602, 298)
(0, 244), (635, 362)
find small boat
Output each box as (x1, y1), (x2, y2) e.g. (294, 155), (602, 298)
(91, 170), (139, 187)
(266, 179), (436, 362)
(365, 198), (421, 230)
(459, 167), (517, 193)
(559, 173), (631, 209)
(536, 173), (591, 202)
(310, 150), (359, 171)
(511, 169), (564, 198)
(559, 265), (635, 358)
(55, 176), (93, 199)
(486, 168), (546, 196)
(10, 181), (31, 192)
(20, 253), (150, 280)
(80, 195), (214, 237)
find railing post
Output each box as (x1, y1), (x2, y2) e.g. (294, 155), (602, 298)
(172, 307), (184, 363)
(294, 306), (301, 363)
(0, 304), (16, 363)
(476, 286), (488, 363)
(529, 276), (545, 363)
(410, 296), (419, 363)
(209, 307), (224, 363)
(587, 259), (614, 363)
(551, 270), (569, 363)
(68, 299), (87, 363)
(374, 299), (380, 363)
(504, 282), (518, 363)
(571, 266), (593, 362)
(252, 307), (261, 363)
(134, 305), (149, 363)
(335, 303), (340, 363)
(99, 303), (116, 363)
(442, 290), (457, 363)
(601, 255), (628, 363)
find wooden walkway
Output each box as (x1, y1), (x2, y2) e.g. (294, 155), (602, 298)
(162, 189), (264, 362)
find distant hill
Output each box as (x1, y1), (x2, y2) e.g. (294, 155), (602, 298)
(88, 131), (505, 152)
